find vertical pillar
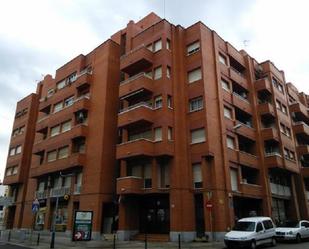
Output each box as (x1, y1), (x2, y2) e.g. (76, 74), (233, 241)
(290, 175), (300, 220)
(120, 160), (127, 177)
(44, 199), (52, 231)
(151, 158), (158, 190)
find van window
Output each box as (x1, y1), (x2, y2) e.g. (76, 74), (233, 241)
(234, 221), (255, 232)
(256, 222), (263, 232)
(262, 220), (274, 230)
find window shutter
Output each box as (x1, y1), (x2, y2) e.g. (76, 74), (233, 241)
(188, 68), (202, 83)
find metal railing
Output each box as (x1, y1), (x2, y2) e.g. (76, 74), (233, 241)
(119, 102), (153, 114)
(35, 190), (49, 199)
(50, 187), (70, 197)
(270, 183), (291, 197)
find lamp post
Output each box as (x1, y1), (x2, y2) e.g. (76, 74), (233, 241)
(50, 171), (74, 249)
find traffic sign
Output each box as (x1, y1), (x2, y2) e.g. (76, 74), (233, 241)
(205, 201), (213, 210)
(32, 199), (40, 214)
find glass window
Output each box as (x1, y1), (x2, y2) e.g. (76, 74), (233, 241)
(256, 222), (263, 232)
(50, 125), (61, 137)
(219, 53), (227, 65)
(191, 128), (206, 144)
(56, 80), (66, 90)
(188, 68), (202, 83)
(47, 88), (55, 97)
(64, 96), (74, 107)
(54, 102), (63, 113)
(143, 164), (152, 188)
(76, 173), (83, 186)
(154, 39), (162, 52)
(167, 95), (172, 108)
(166, 39), (171, 50)
(168, 127), (172, 140)
(9, 148), (15, 156)
(282, 105), (287, 114)
(67, 72), (77, 83)
(61, 120), (71, 133)
(58, 146), (69, 159)
(146, 43), (153, 52)
(15, 145), (22, 154)
(12, 166), (18, 175)
(221, 79), (230, 91)
(6, 168), (12, 176)
(154, 66), (162, 80)
(154, 127), (162, 141)
(154, 96), (163, 109)
(227, 136), (235, 149)
(193, 163), (203, 188)
(189, 97), (203, 112)
(187, 41), (200, 55)
(47, 150), (57, 162)
(275, 100), (281, 110)
(63, 176), (71, 187)
(224, 106), (232, 119)
(167, 66), (171, 78)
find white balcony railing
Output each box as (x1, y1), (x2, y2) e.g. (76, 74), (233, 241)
(118, 102), (153, 114)
(270, 183), (291, 197)
(50, 187), (71, 197)
(265, 152), (282, 157)
(35, 190), (49, 200)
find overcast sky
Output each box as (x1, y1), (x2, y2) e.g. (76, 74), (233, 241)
(1, 0), (309, 180)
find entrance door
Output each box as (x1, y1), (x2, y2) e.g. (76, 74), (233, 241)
(6, 206), (16, 229)
(140, 195), (169, 234)
(195, 194), (205, 238)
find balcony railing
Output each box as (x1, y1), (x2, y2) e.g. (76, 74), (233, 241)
(233, 92), (249, 103)
(120, 72), (152, 85)
(265, 152), (282, 157)
(50, 187), (71, 197)
(230, 66), (245, 78)
(119, 102), (153, 114)
(270, 183), (291, 197)
(120, 44), (146, 59)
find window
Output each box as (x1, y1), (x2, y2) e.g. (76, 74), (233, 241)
(9, 148), (15, 156)
(67, 72), (77, 83)
(50, 125), (61, 137)
(221, 78), (230, 91)
(154, 66), (162, 80)
(193, 163), (203, 188)
(168, 127), (173, 140)
(191, 128), (206, 144)
(47, 88), (55, 97)
(12, 166), (18, 175)
(15, 145), (22, 154)
(188, 68), (202, 83)
(154, 39), (162, 52)
(282, 104), (287, 114)
(166, 39), (171, 50)
(61, 120), (71, 133)
(76, 173), (83, 186)
(284, 148), (289, 159)
(227, 136), (235, 149)
(224, 106), (232, 119)
(63, 176), (71, 187)
(279, 123), (285, 133)
(47, 150), (57, 162)
(275, 100), (281, 110)
(262, 220), (274, 230)
(56, 80), (66, 90)
(54, 102), (63, 113)
(146, 43), (153, 52)
(230, 168), (238, 191)
(286, 127), (291, 137)
(189, 97), (203, 112)
(167, 66), (171, 78)
(144, 164), (152, 188)
(154, 96), (163, 109)
(167, 95), (172, 108)
(219, 53), (227, 65)
(12, 128), (19, 137)
(154, 127), (162, 141)
(278, 84), (284, 93)
(256, 223), (263, 232)
(6, 168), (12, 176)
(64, 96), (74, 107)
(187, 41), (200, 55)
(58, 146), (69, 159)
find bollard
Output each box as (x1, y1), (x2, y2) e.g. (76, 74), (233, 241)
(113, 234), (116, 249)
(37, 233), (40, 246)
(144, 232), (147, 249)
(8, 230), (11, 242)
(178, 233), (181, 249)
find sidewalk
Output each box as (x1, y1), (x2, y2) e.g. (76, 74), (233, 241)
(3, 239), (225, 249)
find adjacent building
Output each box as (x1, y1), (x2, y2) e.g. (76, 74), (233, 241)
(2, 12), (309, 241)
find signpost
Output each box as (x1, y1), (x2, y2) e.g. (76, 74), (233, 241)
(32, 199), (40, 214)
(72, 211), (93, 241)
(205, 200), (214, 241)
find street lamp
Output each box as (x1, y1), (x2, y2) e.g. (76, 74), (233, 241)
(50, 171), (74, 249)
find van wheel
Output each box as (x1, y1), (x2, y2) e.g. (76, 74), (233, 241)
(271, 237), (276, 247)
(250, 240), (256, 249)
(296, 234), (301, 243)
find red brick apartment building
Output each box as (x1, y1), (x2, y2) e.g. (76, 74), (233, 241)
(2, 12), (309, 241)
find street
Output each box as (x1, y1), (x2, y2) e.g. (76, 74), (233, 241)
(1, 241), (309, 249)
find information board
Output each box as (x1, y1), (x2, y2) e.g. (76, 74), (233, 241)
(72, 211), (93, 241)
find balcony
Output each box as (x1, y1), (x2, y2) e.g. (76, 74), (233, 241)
(118, 103), (154, 127)
(30, 153), (86, 177)
(289, 102), (308, 116)
(3, 174), (21, 185)
(264, 153), (284, 169)
(258, 103), (275, 117)
(35, 190), (49, 200)
(236, 123), (256, 140)
(270, 183), (291, 198)
(116, 139), (174, 159)
(119, 73), (153, 98)
(293, 122), (309, 136)
(120, 46), (154, 75)
(255, 78), (271, 93)
(75, 72), (92, 90)
(116, 176), (143, 195)
(261, 128), (279, 141)
(239, 151), (258, 167)
(73, 95), (90, 112)
(240, 182), (262, 197)
(227, 44), (246, 67)
(50, 187), (71, 197)
(297, 145), (309, 155)
(232, 93), (252, 113)
(229, 67), (248, 89)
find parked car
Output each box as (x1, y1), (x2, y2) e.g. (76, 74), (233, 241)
(275, 220), (309, 242)
(224, 217), (276, 249)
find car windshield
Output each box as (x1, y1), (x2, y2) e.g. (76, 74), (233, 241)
(233, 221), (255, 231)
(277, 221), (299, 228)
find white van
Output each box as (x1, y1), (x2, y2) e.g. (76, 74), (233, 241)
(224, 217), (276, 249)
